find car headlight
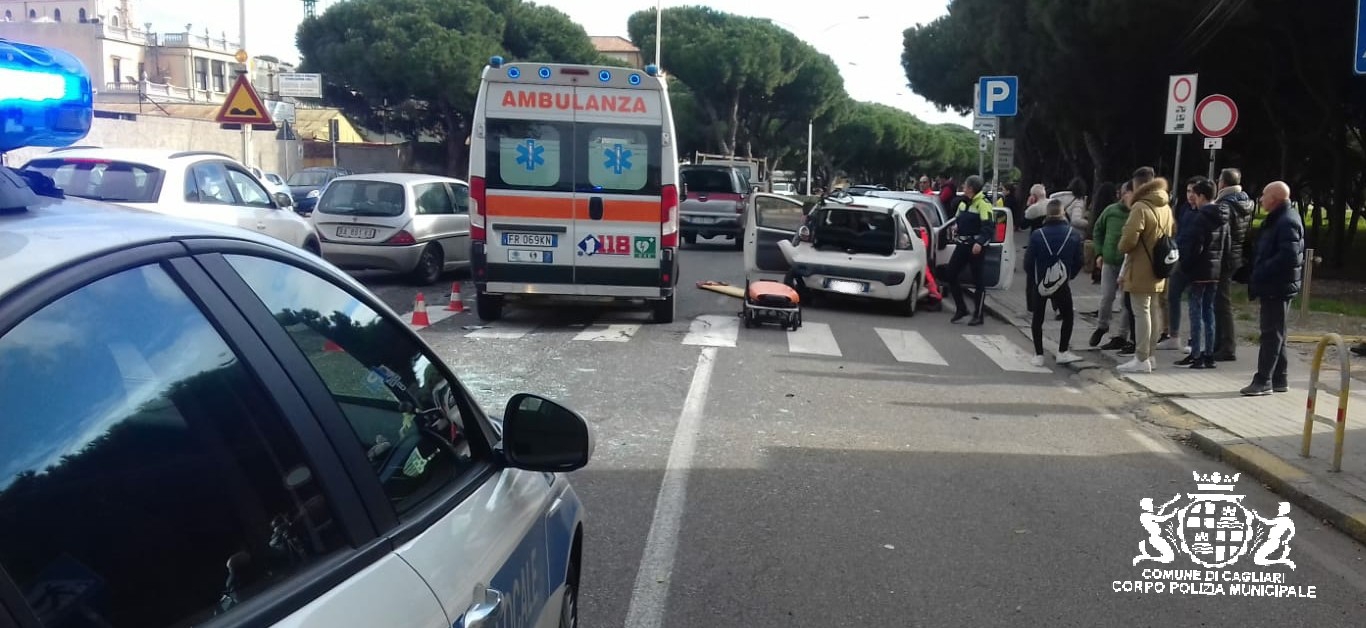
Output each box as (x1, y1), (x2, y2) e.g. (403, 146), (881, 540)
(306, 189), (321, 199)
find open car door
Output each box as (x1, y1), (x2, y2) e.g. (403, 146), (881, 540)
(934, 207), (1015, 292)
(743, 193), (806, 277)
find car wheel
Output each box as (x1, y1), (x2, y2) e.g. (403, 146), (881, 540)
(558, 563), (579, 628)
(476, 289), (504, 322)
(303, 238), (321, 257)
(899, 277), (920, 318)
(651, 292), (676, 324)
(411, 244), (443, 285)
(733, 235), (745, 251)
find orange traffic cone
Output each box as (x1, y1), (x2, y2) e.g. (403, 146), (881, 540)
(446, 282), (465, 313)
(411, 292), (431, 327)
(322, 338), (344, 353)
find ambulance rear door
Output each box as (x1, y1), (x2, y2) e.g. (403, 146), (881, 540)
(570, 79), (666, 295)
(481, 82), (578, 290)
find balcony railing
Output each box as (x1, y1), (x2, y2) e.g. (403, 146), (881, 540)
(101, 81), (226, 104)
(98, 23), (156, 45)
(159, 32), (238, 52)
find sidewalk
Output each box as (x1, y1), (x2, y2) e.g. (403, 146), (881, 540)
(986, 241), (1366, 543)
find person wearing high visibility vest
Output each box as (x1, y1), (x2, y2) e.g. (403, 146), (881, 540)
(945, 175), (996, 325)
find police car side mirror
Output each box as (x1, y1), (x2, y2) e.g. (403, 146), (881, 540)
(501, 393), (594, 472)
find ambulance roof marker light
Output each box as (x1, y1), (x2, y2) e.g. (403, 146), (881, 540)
(645, 64), (660, 77)
(538, 66), (551, 79)
(628, 73), (642, 86)
(506, 66), (520, 79)
(489, 56), (504, 68)
(598, 70), (612, 83)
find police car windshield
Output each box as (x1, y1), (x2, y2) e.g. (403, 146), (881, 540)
(23, 159), (164, 203)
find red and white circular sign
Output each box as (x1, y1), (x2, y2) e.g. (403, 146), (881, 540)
(1195, 94), (1238, 138)
(1172, 77), (1194, 104)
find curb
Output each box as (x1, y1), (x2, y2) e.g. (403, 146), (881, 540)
(985, 293), (1366, 545)
(1190, 428), (1366, 545)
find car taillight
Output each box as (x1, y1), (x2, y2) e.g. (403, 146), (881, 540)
(470, 176), (487, 241)
(661, 183), (678, 248)
(386, 230), (416, 245)
(735, 200), (745, 213)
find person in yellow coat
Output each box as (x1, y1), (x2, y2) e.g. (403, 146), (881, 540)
(1116, 167), (1175, 373)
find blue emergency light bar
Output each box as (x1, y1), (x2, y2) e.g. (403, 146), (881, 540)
(0, 38), (94, 152)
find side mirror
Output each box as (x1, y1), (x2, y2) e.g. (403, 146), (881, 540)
(274, 192), (294, 209)
(501, 393), (593, 472)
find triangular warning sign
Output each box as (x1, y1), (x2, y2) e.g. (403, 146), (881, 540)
(216, 74), (273, 125)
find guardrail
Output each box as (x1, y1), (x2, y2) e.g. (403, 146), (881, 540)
(1302, 333), (1352, 471)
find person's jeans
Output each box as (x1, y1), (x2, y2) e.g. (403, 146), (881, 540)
(1256, 297), (1292, 386)
(1098, 263), (1126, 336)
(1032, 284), (1075, 355)
(1123, 292), (1135, 342)
(1215, 275), (1236, 358)
(1166, 267), (1190, 340)
(1188, 283), (1218, 356)
(1132, 292), (1162, 361)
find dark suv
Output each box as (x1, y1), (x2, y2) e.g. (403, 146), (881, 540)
(679, 165), (749, 248)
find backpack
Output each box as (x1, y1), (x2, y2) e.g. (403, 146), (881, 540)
(1148, 232), (1179, 279)
(1037, 226), (1073, 297)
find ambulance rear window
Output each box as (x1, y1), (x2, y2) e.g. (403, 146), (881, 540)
(491, 121), (566, 190)
(586, 127), (648, 192)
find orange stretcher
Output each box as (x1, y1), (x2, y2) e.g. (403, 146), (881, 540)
(741, 279), (802, 330)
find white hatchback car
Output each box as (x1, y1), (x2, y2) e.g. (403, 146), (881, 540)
(22, 148), (320, 254)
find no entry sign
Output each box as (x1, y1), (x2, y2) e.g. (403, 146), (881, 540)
(1195, 95), (1238, 138)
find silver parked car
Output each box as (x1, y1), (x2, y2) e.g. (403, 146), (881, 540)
(312, 173), (472, 284)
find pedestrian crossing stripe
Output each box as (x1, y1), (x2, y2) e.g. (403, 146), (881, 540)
(401, 311), (1059, 374)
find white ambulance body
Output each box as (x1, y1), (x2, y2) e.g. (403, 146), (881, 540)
(468, 58), (682, 323)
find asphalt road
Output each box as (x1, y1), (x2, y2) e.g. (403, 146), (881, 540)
(355, 237), (1366, 627)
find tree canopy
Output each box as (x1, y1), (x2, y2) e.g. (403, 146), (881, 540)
(903, 0), (1366, 268)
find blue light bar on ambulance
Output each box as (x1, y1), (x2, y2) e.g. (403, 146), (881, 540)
(489, 56), (505, 68)
(0, 39), (93, 152)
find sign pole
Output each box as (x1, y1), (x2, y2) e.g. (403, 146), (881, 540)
(1173, 135), (1183, 192)
(1207, 147), (1217, 181)
(805, 119), (813, 196)
(239, 0), (250, 168)
(991, 131), (999, 196)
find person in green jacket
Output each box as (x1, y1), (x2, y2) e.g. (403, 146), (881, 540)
(1090, 181), (1131, 348)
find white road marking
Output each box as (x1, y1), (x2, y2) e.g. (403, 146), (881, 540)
(682, 315), (739, 347)
(1125, 429), (1174, 456)
(464, 323), (535, 340)
(875, 328), (948, 365)
(574, 323), (641, 342)
(964, 334), (1052, 373)
(401, 307), (458, 331)
(625, 347), (718, 628)
(787, 322), (842, 356)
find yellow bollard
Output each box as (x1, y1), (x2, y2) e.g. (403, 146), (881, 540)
(1302, 333), (1351, 471)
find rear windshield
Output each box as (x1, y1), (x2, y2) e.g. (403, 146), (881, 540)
(812, 208), (897, 255)
(288, 171), (334, 187)
(485, 119), (662, 196)
(682, 169), (739, 194)
(23, 159), (164, 203)
(317, 180), (406, 217)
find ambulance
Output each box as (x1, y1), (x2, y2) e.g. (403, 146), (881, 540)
(468, 57), (682, 323)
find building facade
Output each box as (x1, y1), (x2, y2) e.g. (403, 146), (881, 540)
(590, 36), (643, 69)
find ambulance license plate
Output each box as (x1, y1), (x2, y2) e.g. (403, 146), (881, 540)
(825, 279), (867, 294)
(502, 233), (557, 247)
(508, 249), (554, 264)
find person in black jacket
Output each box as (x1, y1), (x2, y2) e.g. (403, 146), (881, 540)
(1242, 181), (1304, 396)
(945, 175), (997, 325)
(1025, 200), (1084, 366)
(1213, 168), (1255, 361)
(1175, 179), (1229, 369)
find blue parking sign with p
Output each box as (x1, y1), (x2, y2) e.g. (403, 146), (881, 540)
(976, 76), (1018, 117)
(1356, 0), (1366, 74)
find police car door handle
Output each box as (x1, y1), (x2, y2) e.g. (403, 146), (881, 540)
(461, 587), (504, 628)
(588, 196), (604, 221)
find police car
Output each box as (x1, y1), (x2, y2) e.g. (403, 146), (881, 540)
(0, 39), (590, 628)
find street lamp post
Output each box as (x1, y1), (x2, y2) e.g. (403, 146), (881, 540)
(655, 0), (662, 68)
(806, 119), (813, 196)
(238, 0), (250, 168)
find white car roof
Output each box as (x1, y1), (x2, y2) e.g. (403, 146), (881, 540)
(329, 173), (469, 186)
(840, 197), (913, 212)
(0, 195), (292, 297)
(25, 147), (239, 169)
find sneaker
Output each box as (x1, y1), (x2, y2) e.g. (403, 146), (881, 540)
(1055, 351), (1083, 365)
(1273, 382), (1289, 393)
(1089, 328), (1108, 348)
(1156, 337), (1181, 351)
(1213, 353), (1237, 362)
(1100, 337), (1127, 351)
(1118, 343), (1137, 357)
(1240, 382), (1272, 396)
(1117, 358), (1153, 374)
(1175, 354), (1198, 367)
(1030, 355), (1046, 367)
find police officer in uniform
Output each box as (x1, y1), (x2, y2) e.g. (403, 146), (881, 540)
(945, 175), (997, 325)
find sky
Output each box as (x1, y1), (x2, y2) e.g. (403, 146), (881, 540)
(136, 0), (969, 128)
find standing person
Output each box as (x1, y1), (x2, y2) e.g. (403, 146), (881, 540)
(1091, 182), (1131, 348)
(1176, 178), (1228, 369)
(1242, 182), (1304, 396)
(1214, 168), (1255, 361)
(1087, 183), (1115, 284)
(1116, 167), (1175, 374)
(1003, 183), (1023, 230)
(944, 175), (996, 326)
(1022, 183), (1049, 314)
(1158, 177), (1207, 352)
(937, 174), (957, 207)
(1026, 199), (1084, 366)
